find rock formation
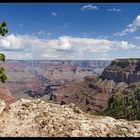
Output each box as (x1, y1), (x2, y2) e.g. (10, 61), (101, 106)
(0, 88), (16, 105)
(0, 98), (140, 137)
(100, 59), (140, 84)
(54, 59), (140, 115)
(54, 77), (129, 113)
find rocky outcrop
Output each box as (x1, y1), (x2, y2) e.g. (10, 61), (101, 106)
(90, 78), (128, 94)
(100, 59), (140, 84)
(53, 59), (140, 114)
(0, 88), (16, 105)
(54, 77), (129, 113)
(0, 98), (140, 137)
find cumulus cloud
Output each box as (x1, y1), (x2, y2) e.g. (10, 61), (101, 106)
(117, 41), (136, 49)
(107, 8), (121, 12)
(51, 12), (57, 16)
(0, 34), (138, 60)
(81, 4), (98, 11)
(114, 15), (140, 36)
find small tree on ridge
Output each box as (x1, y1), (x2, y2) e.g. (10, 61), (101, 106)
(0, 21), (8, 83)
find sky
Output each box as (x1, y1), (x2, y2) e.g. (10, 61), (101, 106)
(0, 3), (140, 60)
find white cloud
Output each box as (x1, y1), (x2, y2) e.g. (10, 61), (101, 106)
(117, 41), (136, 49)
(97, 35), (108, 39)
(107, 8), (121, 12)
(32, 31), (52, 38)
(0, 34), (138, 60)
(81, 4), (98, 11)
(134, 36), (140, 39)
(51, 12), (57, 16)
(114, 15), (140, 36)
(37, 30), (46, 36)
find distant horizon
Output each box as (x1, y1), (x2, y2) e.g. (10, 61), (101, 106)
(5, 57), (140, 61)
(5, 59), (113, 61)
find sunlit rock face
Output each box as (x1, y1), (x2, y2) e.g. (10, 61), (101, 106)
(49, 59), (140, 114)
(0, 98), (140, 137)
(100, 59), (140, 84)
(54, 77), (129, 113)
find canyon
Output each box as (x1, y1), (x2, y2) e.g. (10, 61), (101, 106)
(0, 59), (140, 117)
(0, 59), (140, 136)
(52, 59), (140, 120)
(0, 60), (111, 101)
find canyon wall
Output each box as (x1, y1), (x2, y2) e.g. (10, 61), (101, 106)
(100, 59), (140, 84)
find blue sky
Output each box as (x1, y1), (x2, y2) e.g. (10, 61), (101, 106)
(0, 3), (140, 60)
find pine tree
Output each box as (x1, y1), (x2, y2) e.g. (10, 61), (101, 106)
(0, 21), (8, 83)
